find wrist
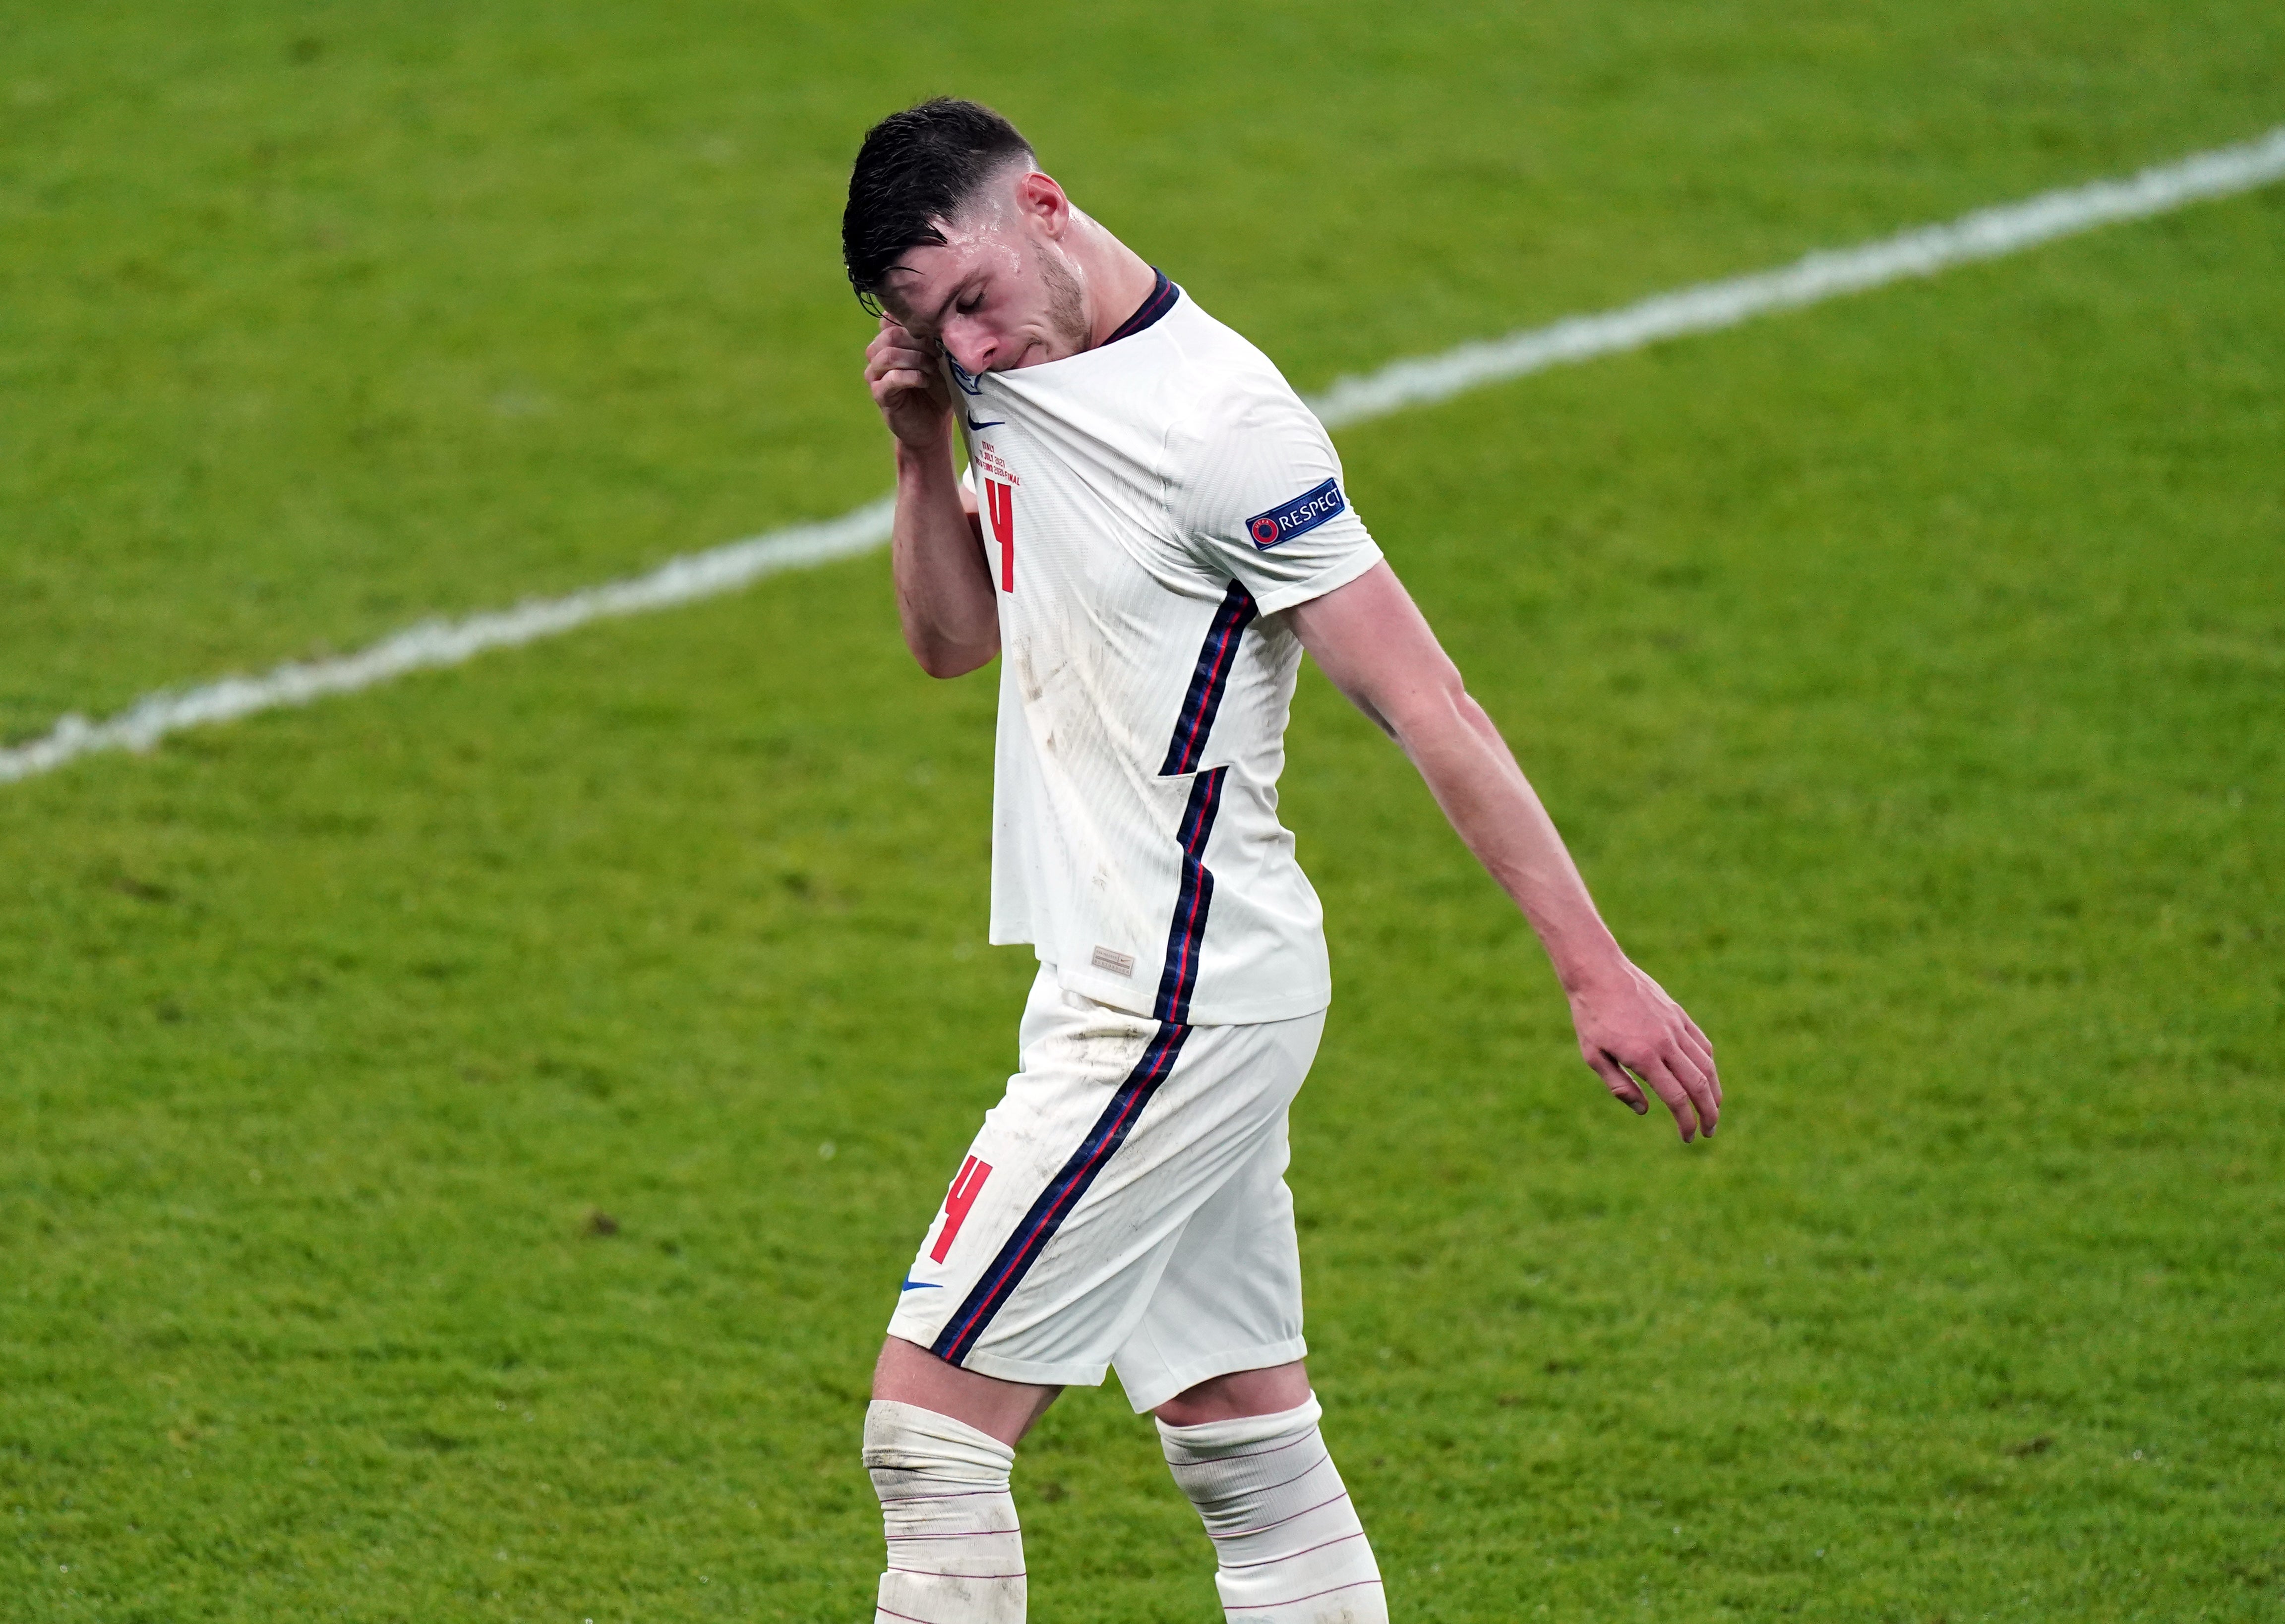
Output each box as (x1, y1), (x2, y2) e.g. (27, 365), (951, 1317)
(895, 424), (956, 471)
(1548, 928), (1628, 998)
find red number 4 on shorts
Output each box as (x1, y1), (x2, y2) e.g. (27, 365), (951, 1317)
(929, 1155), (993, 1264)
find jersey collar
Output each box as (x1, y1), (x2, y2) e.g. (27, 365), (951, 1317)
(1102, 268), (1178, 346)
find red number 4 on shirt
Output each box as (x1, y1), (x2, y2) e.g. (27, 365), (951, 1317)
(984, 479), (1016, 592)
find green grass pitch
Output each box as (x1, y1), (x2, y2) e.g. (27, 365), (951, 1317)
(4, 2), (2282, 1619)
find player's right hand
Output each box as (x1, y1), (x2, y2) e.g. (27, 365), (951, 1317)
(866, 316), (954, 450)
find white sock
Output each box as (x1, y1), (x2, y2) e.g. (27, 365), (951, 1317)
(1158, 1394), (1387, 1623)
(863, 1400), (1026, 1624)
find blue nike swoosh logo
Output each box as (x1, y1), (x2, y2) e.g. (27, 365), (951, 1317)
(901, 1277), (943, 1292)
(964, 412), (1004, 431)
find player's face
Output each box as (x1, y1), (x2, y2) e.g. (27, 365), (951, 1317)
(879, 171), (1091, 375)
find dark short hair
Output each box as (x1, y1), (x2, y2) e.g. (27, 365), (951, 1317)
(842, 98), (1035, 314)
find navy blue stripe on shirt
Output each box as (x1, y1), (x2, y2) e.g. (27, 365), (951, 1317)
(930, 1022), (1193, 1365)
(1159, 580), (1259, 776)
(1105, 268), (1178, 344)
(1153, 766), (1227, 1025)
(926, 770), (1228, 1363)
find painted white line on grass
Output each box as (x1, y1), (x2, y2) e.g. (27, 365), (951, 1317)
(6, 124), (2282, 787)
(1309, 123), (2285, 428)
(0, 496), (896, 784)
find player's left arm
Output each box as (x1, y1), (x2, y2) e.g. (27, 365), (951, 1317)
(1288, 561), (1722, 1142)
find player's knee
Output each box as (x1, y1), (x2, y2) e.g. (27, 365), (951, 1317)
(866, 1401), (1027, 1621)
(863, 1398), (1013, 1480)
(1160, 1395), (1386, 1624)
(1156, 1358), (1313, 1428)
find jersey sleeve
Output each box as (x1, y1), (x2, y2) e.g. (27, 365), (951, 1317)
(1169, 386), (1383, 616)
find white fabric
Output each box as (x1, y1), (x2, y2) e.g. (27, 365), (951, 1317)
(888, 965), (1320, 1412)
(1158, 1396), (1386, 1622)
(863, 1400), (1026, 1624)
(952, 287), (1383, 1026)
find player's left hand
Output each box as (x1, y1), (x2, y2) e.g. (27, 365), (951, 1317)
(1566, 959), (1720, 1143)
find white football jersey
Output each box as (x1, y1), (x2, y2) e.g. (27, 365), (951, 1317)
(953, 276), (1382, 1026)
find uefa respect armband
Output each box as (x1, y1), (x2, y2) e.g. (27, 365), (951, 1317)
(1244, 479), (1346, 550)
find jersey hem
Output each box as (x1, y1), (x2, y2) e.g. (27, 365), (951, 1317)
(1047, 955), (1330, 1028)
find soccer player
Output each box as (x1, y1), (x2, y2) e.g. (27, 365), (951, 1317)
(842, 99), (1720, 1624)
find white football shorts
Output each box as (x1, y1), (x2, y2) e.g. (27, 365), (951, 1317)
(886, 964), (1324, 1413)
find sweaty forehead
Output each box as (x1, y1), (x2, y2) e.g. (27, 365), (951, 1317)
(882, 237), (973, 310)
(882, 218), (1022, 329)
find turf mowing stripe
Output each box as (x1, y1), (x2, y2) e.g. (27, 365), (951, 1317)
(5, 123), (2281, 788)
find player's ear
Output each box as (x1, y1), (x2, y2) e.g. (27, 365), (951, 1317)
(1015, 171), (1070, 237)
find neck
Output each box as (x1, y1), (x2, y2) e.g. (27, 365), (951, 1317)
(1065, 212), (1159, 348)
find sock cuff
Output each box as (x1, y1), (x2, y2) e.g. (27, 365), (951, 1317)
(1155, 1393), (1323, 1457)
(863, 1400), (1017, 1475)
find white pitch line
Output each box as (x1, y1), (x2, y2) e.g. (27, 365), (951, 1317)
(6, 123), (2283, 787)
(1309, 122), (2285, 428)
(0, 495), (895, 784)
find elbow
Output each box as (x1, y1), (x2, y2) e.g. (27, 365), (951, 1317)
(1380, 663), (1477, 747)
(910, 636), (999, 680)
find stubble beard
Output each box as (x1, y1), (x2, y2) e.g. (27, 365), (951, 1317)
(1039, 249), (1091, 356)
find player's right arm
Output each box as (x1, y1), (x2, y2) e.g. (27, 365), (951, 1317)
(865, 317), (999, 678)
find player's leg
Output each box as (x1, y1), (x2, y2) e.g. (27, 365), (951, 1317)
(866, 968), (1293, 1623)
(1154, 1365), (1387, 1624)
(1153, 1356), (1311, 1427)
(873, 1334), (1060, 1446)
(1110, 1010), (1387, 1623)
(863, 1339), (1051, 1624)
(861, 966), (1086, 1624)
